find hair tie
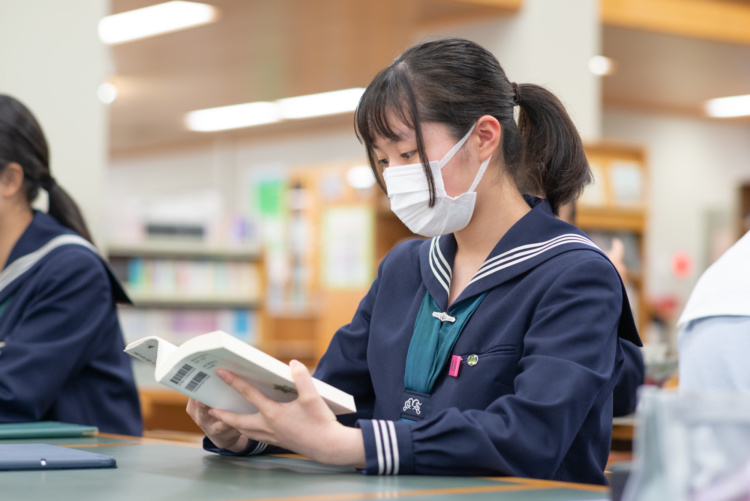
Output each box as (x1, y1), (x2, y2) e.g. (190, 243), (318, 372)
(511, 82), (521, 106)
(41, 175), (56, 191)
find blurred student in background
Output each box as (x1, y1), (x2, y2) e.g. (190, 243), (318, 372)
(678, 229), (750, 392)
(558, 202), (645, 416)
(0, 94), (142, 435)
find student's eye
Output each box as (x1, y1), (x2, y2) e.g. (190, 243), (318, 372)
(401, 151), (417, 161)
(376, 158), (389, 168)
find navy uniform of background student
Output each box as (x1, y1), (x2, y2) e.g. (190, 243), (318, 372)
(0, 95), (142, 436)
(188, 38), (641, 485)
(558, 202), (645, 417)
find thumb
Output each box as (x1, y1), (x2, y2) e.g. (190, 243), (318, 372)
(289, 360), (320, 405)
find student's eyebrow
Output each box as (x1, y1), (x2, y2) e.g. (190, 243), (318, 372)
(372, 134), (410, 150)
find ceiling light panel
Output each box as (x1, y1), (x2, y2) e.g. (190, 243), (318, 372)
(99, 1), (219, 45)
(184, 102), (280, 132)
(184, 88), (366, 132)
(705, 94), (750, 118)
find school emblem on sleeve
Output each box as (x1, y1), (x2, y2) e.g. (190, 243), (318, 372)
(402, 397), (422, 415)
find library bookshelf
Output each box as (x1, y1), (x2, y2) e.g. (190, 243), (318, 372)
(106, 240), (266, 434)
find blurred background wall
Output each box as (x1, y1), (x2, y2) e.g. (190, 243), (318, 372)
(0, 0), (110, 243)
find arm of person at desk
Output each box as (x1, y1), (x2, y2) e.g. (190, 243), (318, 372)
(613, 338), (645, 417)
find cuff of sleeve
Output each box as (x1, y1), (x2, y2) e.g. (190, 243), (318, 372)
(357, 419), (414, 475)
(202, 436), (268, 456)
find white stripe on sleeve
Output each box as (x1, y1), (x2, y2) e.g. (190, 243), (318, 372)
(371, 420), (385, 475)
(379, 420), (393, 475)
(249, 442), (267, 455)
(387, 421), (400, 475)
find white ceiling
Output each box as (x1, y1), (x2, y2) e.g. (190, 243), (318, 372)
(602, 26), (750, 118)
(107, 0), (750, 154)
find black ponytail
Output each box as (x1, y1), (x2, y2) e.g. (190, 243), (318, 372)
(355, 38), (592, 215)
(0, 94), (94, 244)
(514, 84), (592, 214)
(45, 182), (94, 243)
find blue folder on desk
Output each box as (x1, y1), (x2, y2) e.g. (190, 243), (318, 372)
(0, 444), (116, 471)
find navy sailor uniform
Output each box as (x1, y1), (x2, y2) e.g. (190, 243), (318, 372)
(0, 211), (142, 436)
(206, 196), (640, 485)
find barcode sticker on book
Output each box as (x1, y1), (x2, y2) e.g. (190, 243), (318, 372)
(185, 371), (208, 392)
(170, 364), (194, 385)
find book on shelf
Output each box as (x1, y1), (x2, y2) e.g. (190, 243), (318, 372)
(124, 330), (356, 415)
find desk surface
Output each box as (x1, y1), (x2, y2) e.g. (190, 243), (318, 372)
(0, 434), (610, 501)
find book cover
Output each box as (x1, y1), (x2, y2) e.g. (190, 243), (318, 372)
(0, 421), (98, 440)
(125, 331), (356, 415)
(0, 444), (115, 471)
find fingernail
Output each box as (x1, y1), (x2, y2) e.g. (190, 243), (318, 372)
(208, 409), (216, 417)
(289, 360), (301, 369)
(216, 369), (228, 379)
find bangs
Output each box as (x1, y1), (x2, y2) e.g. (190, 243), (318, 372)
(352, 62), (435, 206)
(355, 65), (419, 149)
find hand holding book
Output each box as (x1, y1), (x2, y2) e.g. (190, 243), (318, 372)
(186, 397), (250, 453)
(202, 361), (366, 468)
(126, 331), (362, 466)
(124, 331), (356, 416)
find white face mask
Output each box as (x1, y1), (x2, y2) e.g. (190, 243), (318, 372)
(382, 124), (491, 237)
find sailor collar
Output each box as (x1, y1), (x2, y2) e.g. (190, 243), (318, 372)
(0, 212), (131, 305)
(418, 196), (602, 312)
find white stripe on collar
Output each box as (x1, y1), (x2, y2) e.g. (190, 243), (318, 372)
(433, 237), (452, 279)
(0, 234), (97, 294)
(429, 237), (451, 294)
(476, 234), (596, 275)
(469, 234), (598, 285)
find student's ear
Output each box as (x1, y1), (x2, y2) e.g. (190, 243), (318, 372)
(0, 162), (25, 197)
(475, 115), (501, 162)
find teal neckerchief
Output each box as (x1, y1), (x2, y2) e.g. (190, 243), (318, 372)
(404, 291), (487, 395)
(0, 295), (11, 319)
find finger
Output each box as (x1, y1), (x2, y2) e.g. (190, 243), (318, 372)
(187, 397), (198, 413)
(288, 360), (320, 405)
(209, 408), (266, 436)
(609, 238), (625, 258)
(186, 398), (209, 418)
(215, 369), (274, 414)
(187, 398), (208, 412)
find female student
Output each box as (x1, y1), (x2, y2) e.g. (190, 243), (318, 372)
(0, 94), (142, 436)
(188, 38), (640, 485)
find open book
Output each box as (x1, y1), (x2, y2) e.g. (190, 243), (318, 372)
(125, 331), (356, 415)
